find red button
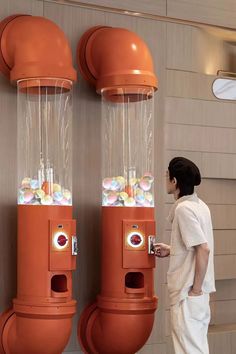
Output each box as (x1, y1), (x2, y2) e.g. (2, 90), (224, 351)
(130, 234), (142, 245)
(57, 234), (68, 247)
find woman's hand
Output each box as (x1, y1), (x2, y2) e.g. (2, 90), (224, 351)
(153, 243), (170, 257)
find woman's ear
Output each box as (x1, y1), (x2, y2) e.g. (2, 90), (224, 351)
(173, 177), (177, 185)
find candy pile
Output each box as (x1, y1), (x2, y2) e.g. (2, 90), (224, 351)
(18, 177), (72, 205)
(102, 173), (154, 207)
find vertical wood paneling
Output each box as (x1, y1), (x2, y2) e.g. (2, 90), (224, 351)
(167, 0), (236, 28)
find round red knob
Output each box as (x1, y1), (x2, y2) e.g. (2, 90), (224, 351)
(130, 234), (142, 245)
(57, 234), (68, 247)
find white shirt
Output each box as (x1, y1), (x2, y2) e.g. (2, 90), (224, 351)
(167, 193), (216, 306)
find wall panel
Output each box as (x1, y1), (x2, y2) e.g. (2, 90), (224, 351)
(167, 0), (236, 29)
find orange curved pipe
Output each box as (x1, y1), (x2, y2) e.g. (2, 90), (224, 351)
(77, 26), (157, 99)
(78, 207), (158, 354)
(0, 15), (77, 354)
(0, 206), (76, 354)
(0, 15), (76, 85)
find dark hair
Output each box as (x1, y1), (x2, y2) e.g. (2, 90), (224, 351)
(168, 157), (201, 198)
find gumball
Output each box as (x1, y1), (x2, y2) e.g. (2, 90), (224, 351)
(139, 178), (151, 191)
(102, 178), (112, 190)
(53, 183), (62, 193)
(145, 192), (153, 203)
(63, 189), (72, 201)
(53, 191), (63, 202)
(30, 179), (39, 189)
(119, 192), (128, 201)
(143, 173), (154, 183)
(22, 177), (31, 188)
(135, 193), (145, 205)
(60, 198), (70, 206)
(107, 192), (118, 205)
(23, 190), (34, 203)
(129, 178), (137, 186)
(41, 195), (53, 205)
(35, 189), (45, 200)
(18, 194), (25, 204)
(110, 179), (120, 191)
(124, 197), (136, 207)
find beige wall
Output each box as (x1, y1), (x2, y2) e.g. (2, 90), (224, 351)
(1, 1), (236, 353)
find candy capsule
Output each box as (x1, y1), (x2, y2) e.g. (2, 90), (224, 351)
(107, 192), (118, 205)
(139, 178), (151, 192)
(23, 190), (34, 203)
(145, 192), (153, 203)
(35, 189), (45, 200)
(41, 195), (53, 205)
(30, 179), (39, 189)
(119, 192), (128, 201)
(124, 197), (136, 207)
(103, 190), (110, 198)
(129, 178), (137, 187)
(60, 198), (70, 206)
(21, 177), (31, 188)
(135, 194), (145, 205)
(143, 173), (154, 183)
(116, 176), (125, 185)
(18, 194), (25, 204)
(63, 189), (72, 201)
(143, 200), (151, 207)
(102, 178), (113, 190)
(110, 179), (120, 191)
(53, 191), (63, 202)
(53, 183), (62, 193)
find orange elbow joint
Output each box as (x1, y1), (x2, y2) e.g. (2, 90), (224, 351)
(77, 26), (157, 100)
(0, 14), (76, 84)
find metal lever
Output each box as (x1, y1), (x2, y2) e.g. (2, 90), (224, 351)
(148, 235), (157, 254)
(72, 235), (78, 255)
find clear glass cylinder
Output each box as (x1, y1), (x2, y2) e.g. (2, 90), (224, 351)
(101, 87), (155, 207)
(17, 78), (73, 206)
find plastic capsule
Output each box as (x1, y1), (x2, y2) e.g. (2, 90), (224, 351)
(145, 192), (153, 203)
(143, 173), (154, 183)
(107, 192), (118, 205)
(23, 190), (34, 203)
(139, 178), (151, 191)
(30, 179), (39, 189)
(124, 197), (136, 207)
(21, 177), (31, 188)
(63, 189), (72, 201)
(53, 183), (62, 193)
(41, 195), (53, 205)
(102, 178), (113, 190)
(35, 189), (45, 200)
(119, 192), (128, 201)
(53, 191), (63, 202)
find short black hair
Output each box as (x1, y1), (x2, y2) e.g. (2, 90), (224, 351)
(168, 157), (201, 198)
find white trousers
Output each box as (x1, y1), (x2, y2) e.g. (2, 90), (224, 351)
(170, 293), (210, 354)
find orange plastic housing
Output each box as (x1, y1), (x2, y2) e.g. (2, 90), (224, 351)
(0, 205), (76, 354)
(77, 26), (157, 100)
(0, 15), (76, 85)
(78, 207), (158, 354)
(0, 14), (77, 354)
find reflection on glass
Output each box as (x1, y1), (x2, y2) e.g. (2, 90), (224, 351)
(212, 78), (236, 100)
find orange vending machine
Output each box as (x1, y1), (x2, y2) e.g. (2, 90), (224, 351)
(77, 26), (158, 354)
(0, 15), (77, 354)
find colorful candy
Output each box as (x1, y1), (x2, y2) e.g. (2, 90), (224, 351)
(102, 173), (154, 207)
(18, 178), (72, 206)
